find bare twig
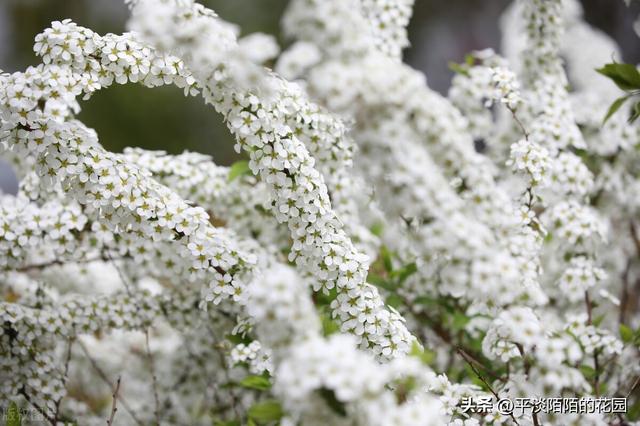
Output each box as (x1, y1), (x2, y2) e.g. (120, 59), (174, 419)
(509, 107), (529, 141)
(104, 250), (134, 297)
(457, 348), (520, 426)
(585, 291), (593, 325)
(107, 376), (122, 426)
(53, 338), (75, 424)
(626, 375), (640, 399)
(145, 329), (161, 426)
(19, 388), (56, 425)
(619, 258), (632, 325)
(207, 324), (241, 419)
(630, 221), (640, 257)
(585, 291), (601, 396)
(16, 255), (122, 273)
(78, 340), (143, 425)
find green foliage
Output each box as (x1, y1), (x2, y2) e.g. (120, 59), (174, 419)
(629, 398), (640, 421)
(592, 314), (605, 328)
(6, 401), (22, 426)
(409, 341), (435, 366)
(602, 95), (630, 124)
(448, 61), (470, 77)
(225, 333), (252, 346)
(369, 222), (384, 237)
(619, 323), (640, 347)
(620, 323), (634, 343)
(240, 374), (272, 391)
(596, 63), (640, 91)
(228, 160), (251, 182)
(318, 388), (347, 417)
(596, 62), (640, 124)
(320, 310), (340, 336)
(247, 400), (283, 424)
(380, 245), (394, 273)
(448, 54), (476, 77)
(579, 364), (596, 380)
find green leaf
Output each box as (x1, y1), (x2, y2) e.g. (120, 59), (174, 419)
(630, 101), (640, 124)
(6, 401), (22, 426)
(240, 375), (272, 391)
(596, 63), (640, 91)
(247, 419), (257, 426)
(452, 311), (470, 331)
(620, 324), (634, 344)
(368, 273), (396, 292)
(579, 364), (596, 380)
(602, 95), (629, 124)
(409, 341), (435, 366)
(321, 312), (340, 336)
(448, 61), (470, 77)
(228, 160), (251, 182)
(465, 53), (476, 66)
(318, 388), (347, 417)
(225, 333), (252, 346)
(390, 262), (417, 283)
(592, 314), (605, 328)
(248, 400), (283, 423)
(380, 246), (393, 273)
(413, 296), (435, 307)
(370, 222), (384, 237)
(629, 398), (640, 421)
(386, 293), (403, 309)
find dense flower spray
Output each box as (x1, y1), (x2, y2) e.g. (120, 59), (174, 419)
(0, 0), (639, 425)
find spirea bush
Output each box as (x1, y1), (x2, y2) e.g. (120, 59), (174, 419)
(1, 0), (639, 425)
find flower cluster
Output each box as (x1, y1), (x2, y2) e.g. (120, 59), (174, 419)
(129, 0), (413, 360)
(1, 0), (639, 424)
(489, 66), (522, 110)
(230, 341), (273, 375)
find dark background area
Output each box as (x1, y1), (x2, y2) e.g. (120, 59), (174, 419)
(1, 0), (638, 167)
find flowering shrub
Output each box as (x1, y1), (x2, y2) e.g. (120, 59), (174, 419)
(1, 0), (639, 425)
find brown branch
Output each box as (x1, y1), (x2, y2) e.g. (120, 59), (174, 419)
(107, 376), (121, 426)
(619, 259), (632, 325)
(78, 340), (143, 425)
(509, 107), (529, 141)
(15, 255), (119, 273)
(585, 291), (601, 396)
(19, 388), (56, 425)
(630, 221), (640, 257)
(457, 349), (520, 426)
(145, 330), (161, 426)
(206, 324), (241, 420)
(53, 338), (75, 424)
(627, 375), (640, 399)
(401, 293), (504, 381)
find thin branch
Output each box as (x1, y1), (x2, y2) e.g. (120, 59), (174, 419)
(585, 291), (600, 396)
(509, 106), (529, 141)
(456, 348), (520, 426)
(630, 221), (640, 257)
(53, 338), (75, 424)
(207, 324), (241, 420)
(145, 329), (161, 426)
(398, 293), (504, 381)
(104, 250), (134, 297)
(627, 375), (640, 399)
(16, 255), (121, 273)
(107, 376), (122, 426)
(619, 258), (632, 325)
(19, 388), (56, 425)
(78, 340), (144, 426)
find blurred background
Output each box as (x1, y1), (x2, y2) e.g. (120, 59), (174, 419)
(1, 0), (639, 192)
